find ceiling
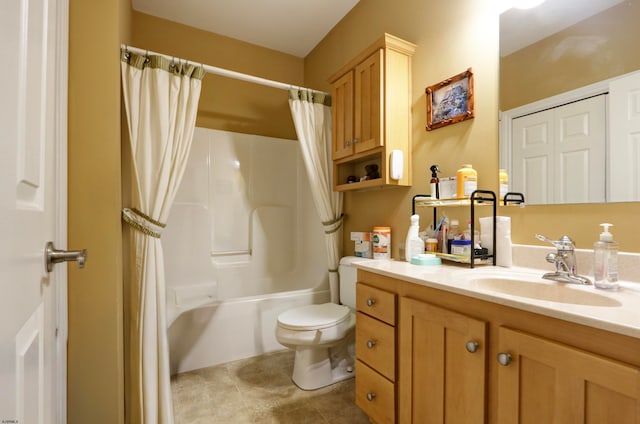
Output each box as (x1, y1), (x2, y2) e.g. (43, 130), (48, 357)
(131, 0), (360, 58)
(500, 0), (624, 56)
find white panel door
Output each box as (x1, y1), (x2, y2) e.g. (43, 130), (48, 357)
(609, 71), (640, 202)
(512, 109), (554, 205)
(0, 0), (68, 423)
(554, 95), (606, 204)
(512, 95), (606, 204)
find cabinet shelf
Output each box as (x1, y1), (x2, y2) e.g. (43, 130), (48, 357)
(413, 189), (497, 268)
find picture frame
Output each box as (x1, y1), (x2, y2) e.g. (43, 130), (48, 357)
(425, 68), (474, 131)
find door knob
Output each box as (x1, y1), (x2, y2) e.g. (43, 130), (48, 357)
(465, 340), (479, 353)
(45, 241), (87, 273)
(497, 352), (512, 366)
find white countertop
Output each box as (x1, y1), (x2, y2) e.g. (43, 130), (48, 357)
(353, 259), (640, 339)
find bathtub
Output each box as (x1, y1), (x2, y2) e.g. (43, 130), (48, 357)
(168, 286), (330, 374)
(163, 128), (330, 374)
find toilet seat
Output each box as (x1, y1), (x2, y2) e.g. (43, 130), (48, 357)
(277, 303), (350, 331)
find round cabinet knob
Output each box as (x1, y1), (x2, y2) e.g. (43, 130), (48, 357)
(366, 392), (376, 401)
(366, 340), (376, 349)
(366, 298), (376, 307)
(497, 352), (512, 366)
(465, 340), (479, 353)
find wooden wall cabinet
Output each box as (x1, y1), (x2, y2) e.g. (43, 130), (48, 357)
(329, 34), (415, 192)
(356, 270), (640, 424)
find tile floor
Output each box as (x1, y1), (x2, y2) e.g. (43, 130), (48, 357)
(171, 350), (371, 423)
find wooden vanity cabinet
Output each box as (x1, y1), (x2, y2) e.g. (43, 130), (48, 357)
(497, 327), (640, 423)
(355, 283), (396, 424)
(329, 33), (415, 191)
(356, 269), (640, 424)
(399, 298), (487, 424)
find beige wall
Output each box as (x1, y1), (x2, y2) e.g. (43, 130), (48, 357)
(65, 0), (640, 419)
(67, 0), (129, 422)
(305, 0), (640, 255)
(130, 11), (306, 140)
(501, 0), (640, 110)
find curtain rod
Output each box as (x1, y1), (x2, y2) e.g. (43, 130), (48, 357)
(122, 45), (330, 96)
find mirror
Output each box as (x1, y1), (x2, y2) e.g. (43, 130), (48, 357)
(499, 0), (640, 204)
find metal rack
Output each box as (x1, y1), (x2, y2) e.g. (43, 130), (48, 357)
(412, 190), (497, 268)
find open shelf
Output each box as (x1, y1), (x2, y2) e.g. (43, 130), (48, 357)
(413, 189), (497, 268)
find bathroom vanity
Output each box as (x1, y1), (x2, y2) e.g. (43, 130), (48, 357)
(353, 260), (640, 424)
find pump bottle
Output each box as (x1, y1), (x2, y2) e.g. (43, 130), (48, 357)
(593, 223), (619, 290)
(405, 214), (425, 262)
(429, 164), (440, 199)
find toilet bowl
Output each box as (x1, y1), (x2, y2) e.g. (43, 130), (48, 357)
(275, 256), (367, 390)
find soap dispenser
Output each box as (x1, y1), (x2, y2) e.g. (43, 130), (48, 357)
(405, 214), (425, 262)
(593, 223), (619, 290)
(429, 164), (440, 199)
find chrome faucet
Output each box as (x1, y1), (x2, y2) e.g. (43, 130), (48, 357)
(535, 234), (592, 285)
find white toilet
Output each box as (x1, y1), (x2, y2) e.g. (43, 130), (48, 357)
(276, 256), (366, 390)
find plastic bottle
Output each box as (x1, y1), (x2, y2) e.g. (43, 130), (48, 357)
(456, 164), (478, 198)
(593, 223), (619, 290)
(499, 169), (509, 201)
(404, 215), (425, 262)
(447, 219), (459, 254)
(430, 164), (440, 199)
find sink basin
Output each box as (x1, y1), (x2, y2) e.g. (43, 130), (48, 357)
(470, 277), (622, 307)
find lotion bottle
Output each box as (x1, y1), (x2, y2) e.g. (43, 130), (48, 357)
(594, 223), (619, 290)
(405, 214), (425, 262)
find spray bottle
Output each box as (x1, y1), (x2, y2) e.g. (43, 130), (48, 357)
(405, 214), (425, 262)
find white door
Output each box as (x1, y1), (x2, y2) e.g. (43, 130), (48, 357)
(0, 0), (69, 423)
(512, 109), (554, 205)
(554, 95), (606, 204)
(512, 95), (606, 204)
(609, 71), (640, 202)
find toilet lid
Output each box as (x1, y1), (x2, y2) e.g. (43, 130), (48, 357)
(277, 303), (351, 331)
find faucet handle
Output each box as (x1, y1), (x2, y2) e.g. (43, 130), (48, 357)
(535, 234), (575, 251)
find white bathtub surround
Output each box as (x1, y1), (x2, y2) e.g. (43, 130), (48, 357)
(512, 244), (640, 283)
(121, 52), (204, 424)
(289, 90), (344, 303)
(163, 128), (329, 373)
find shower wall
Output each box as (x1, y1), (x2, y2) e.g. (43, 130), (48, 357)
(163, 128), (330, 371)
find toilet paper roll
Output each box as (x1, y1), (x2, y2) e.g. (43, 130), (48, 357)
(496, 216), (512, 267)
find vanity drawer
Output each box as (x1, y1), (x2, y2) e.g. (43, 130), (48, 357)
(356, 312), (395, 381)
(356, 359), (395, 424)
(356, 283), (396, 325)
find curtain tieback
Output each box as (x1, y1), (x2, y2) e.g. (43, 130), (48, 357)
(322, 214), (343, 235)
(122, 208), (166, 239)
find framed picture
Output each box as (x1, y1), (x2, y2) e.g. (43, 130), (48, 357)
(425, 68), (474, 131)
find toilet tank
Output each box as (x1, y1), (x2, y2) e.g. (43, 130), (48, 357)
(339, 256), (371, 308)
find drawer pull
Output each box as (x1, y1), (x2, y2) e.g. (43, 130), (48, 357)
(465, 340), (479, 353)
(366, 392), (376, 401)
(366, 340), (376, 349)
(497, 352), (512, 366)
(366, 298), (376, 307)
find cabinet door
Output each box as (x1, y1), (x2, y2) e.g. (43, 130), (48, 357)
(354, 49), (384, 154)
(497, 327), (640, 424)
(331, 71), (354, 160)
(399, 298), (487, 424)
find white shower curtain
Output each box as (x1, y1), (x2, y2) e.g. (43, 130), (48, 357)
(121, 51), (204, 424)
(289, 90), (344, 303)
